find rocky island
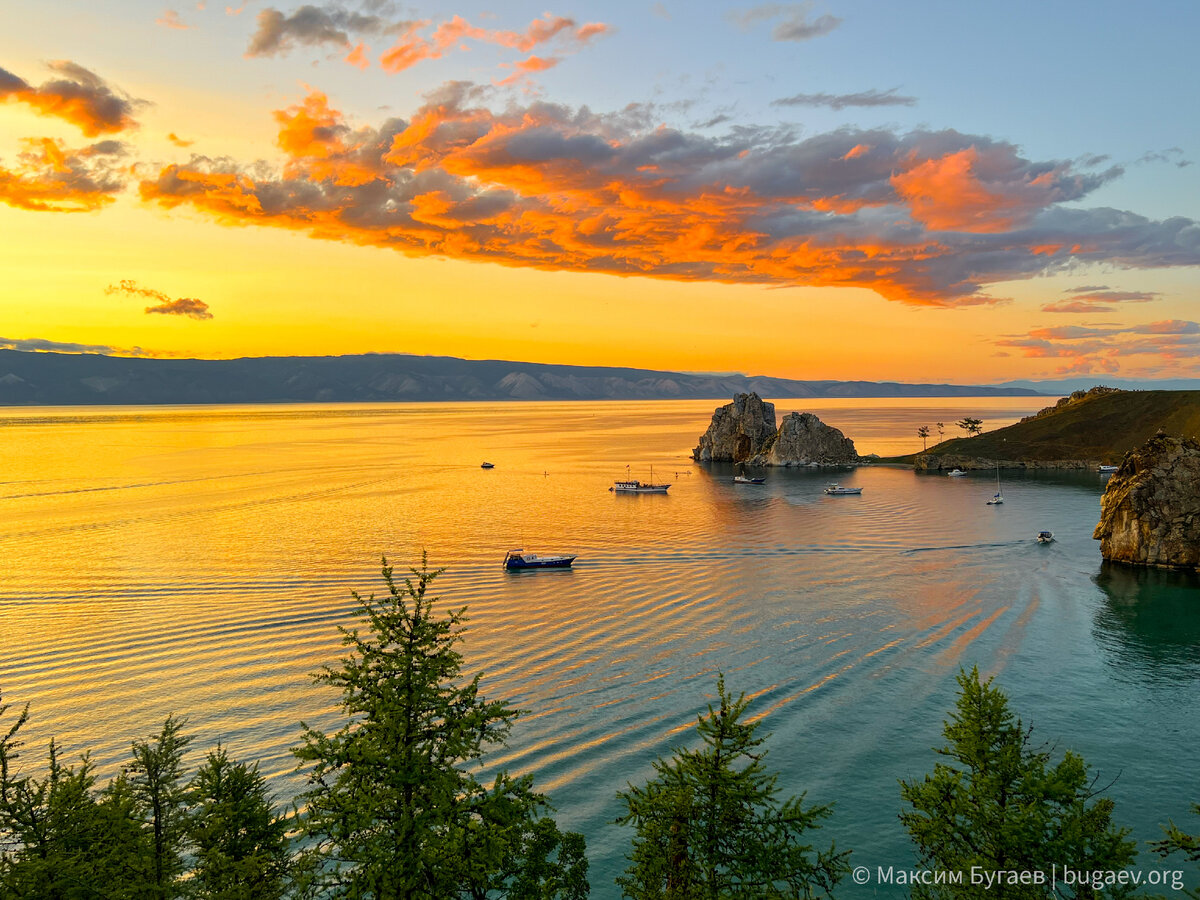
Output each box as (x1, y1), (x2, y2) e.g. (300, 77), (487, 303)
(692, 393), (858, 466)
(1094, 432), (1200, 571)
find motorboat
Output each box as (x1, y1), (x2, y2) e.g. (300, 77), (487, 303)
(1036, 531), (1055, 544)
(1098, 464), (1119, 473)
(824, 484), (862, 495)
(503, 549), (576, 570)
(733, 475), (766, 484)
(481, 462), (495, 469)
(946, 468), (966, 477)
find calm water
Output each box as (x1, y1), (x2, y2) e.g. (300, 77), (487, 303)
(2, 398), (1198, 895)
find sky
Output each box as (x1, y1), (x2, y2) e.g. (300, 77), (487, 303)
(1, 0), (1198, 383)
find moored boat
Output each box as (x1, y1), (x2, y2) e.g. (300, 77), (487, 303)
(824, 483), (862, 495)
(733, 475), (765, 484)
(947, 468), (966, 477)
(1036, 531), (1055, 544)
(503, 549), (576, 570)
(610, 465), (670, 493)
(1098, 464), (1119, 473)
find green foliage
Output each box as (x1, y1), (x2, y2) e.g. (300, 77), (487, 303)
(188, 745), (291, 899)
(955, 417), (984, 437)
(292, 555), (587, 899)
(1153, 803), (1200, 898)
(128, 715), (194, 898)
(899, 667), (1137, 900)
(616, 675), (849, 900)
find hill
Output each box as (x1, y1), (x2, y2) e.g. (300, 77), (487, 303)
(896, 387), (1200, 469)
(0, 350), (1043, 406)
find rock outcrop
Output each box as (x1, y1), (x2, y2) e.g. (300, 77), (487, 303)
(692, 393), (778, 463)
(755, 412), (858, 466)
(692, 394), (858, 466)
(1093, 433), (1200, 571)
(913, 455), (1099, 472)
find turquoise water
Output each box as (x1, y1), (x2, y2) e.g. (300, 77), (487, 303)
(1, 399), (1197, 895)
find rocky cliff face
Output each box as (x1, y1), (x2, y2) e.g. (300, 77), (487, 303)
(692, 394), (857, 465)
(755, 412), (858, 466)
(1093, 433), (1200, 571)
(692, 393), (778, 462)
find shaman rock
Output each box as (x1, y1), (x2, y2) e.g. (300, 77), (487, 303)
(754, 412), (858, 466)
(1093, 433), (1200, 571)
(692, 393), (777, 463)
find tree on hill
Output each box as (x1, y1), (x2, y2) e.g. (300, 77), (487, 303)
(616, 675), (849, 899)
(936, 422), (945, 440)
(918, 425), (931, 450)
(128, 714), (194, 899)
(955, 417), (984, 437)
(292, 555), (588, 899)
(900, 668), (1136, 900)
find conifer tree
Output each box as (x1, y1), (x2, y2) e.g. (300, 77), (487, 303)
(128, 715), (194, 899)
(292, 555), (587, 899)
(188, 745), (291, 899)
(900, 667), (1136, 900)
(616, 675), (849, 900)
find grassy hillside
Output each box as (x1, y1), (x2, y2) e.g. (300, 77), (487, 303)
(900, 389), (1200, 464)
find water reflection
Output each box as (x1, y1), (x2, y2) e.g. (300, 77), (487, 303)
(1092, 562), (1200, 681)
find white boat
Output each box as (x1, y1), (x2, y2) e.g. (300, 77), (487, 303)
(946, 468), (966, 477)
(1098, 464), (1119, 473)
(824, 483), (862, 495)
(733, 475), (765, 484)
(1036, 531), (1055, 544)
(610, 465), (670, 493)
(985, 466), (1003, 504)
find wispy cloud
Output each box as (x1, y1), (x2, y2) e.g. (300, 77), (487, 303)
(156, 9), (190, 29)
(245, 4), (397, 57)
(106, 280), (214, 319)
(772, 88), (916, 110)
(0, 62), (141, 136)
(0, 336), (132, 355)
(137, 87), (1199, 308)
(1041, 286), (1160, 313)
(731, 3), (841, 41)
(167, 132), (195, 147)
(0, 138), (128, 212)
(996, 320), (1200, 375)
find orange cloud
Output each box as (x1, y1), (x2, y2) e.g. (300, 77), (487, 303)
(137, 88), (1198, 307)
(167, 132), (194, 147)
(0, 62), (140, 136)
(496, 55), (561, 87)
(0, 137), (127, 212)
(106, 279), (214, 319)
(156, 9), (189, 29)
(344, 42), (370, 70)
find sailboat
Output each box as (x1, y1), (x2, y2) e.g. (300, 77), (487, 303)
(985, 465), (1004, 505)
(610, 464), (671, 493)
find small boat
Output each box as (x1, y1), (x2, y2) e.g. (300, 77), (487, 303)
(1098, 464), (1119, 473)
(985, 465), (1003, 504)
(733, 475), (765, 484)
(824, 483), (862, 495)
(610, 465), (670, 493)
(946, 469), (966, 477)
(503, 549), (576, 570)
(481, 462), (495, 469)
(1036, 531), (1055, 544)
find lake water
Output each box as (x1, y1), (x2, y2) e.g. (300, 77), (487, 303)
(2, 398), (1198, 896)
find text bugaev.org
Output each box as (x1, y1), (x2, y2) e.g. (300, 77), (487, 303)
(853, 865), (1189, 892)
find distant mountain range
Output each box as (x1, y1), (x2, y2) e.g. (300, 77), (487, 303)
(0, 349), (1050, 406)
(1000, 377), (1200, 393)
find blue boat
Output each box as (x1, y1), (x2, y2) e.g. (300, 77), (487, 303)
(503, 549), (576, 570)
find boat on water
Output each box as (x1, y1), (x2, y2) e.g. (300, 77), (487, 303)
(503, 549), (576, 570)
(824, 483), (862, 495)
(1098, 464), (1119, 473)
(1036, 531), (1055, 544)
(985, 466), (1004, 505)
(481, 462), (495, 469)
(947, 469), (966, 477)
(610, 465), (670, 493)
(733, 475), (765, 484)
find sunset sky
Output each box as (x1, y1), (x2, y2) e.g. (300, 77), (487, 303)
(2, 0), (1198, 382)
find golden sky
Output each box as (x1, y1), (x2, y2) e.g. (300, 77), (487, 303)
(2, 1), (1198, 383)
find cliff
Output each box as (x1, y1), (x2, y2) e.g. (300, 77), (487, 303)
(1093, 433), (1200, 571)
(906, 387), (1200, 470)
(692, 394), (858, 466)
